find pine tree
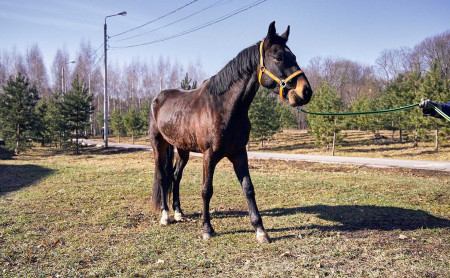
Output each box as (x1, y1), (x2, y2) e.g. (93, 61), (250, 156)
(32, 98), (51, 146)
(46, 91), (67, 148)
(180, 73), (197, 90)
(0, 74), (39, 154)
(306, 82), (343, 155)
(382, 73), (419, 143)
(110, 108), (126, 143)
(123, 107), (142, 144)
(61, 77), (94, 154)
(347, 93), (390, 137)
(417, 62), (449, 151)
(276, 102), (297, 130)
(139, 98), (152, 134)
(375, 88), (403, 141)
(346, 95), (372, 131)
(249, 88), (281, 147)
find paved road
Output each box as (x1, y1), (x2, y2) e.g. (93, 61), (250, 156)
(80, 139), (450, 172)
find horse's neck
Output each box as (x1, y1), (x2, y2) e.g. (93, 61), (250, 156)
(224, 71), (260, 113)
(207, 43), (260, 113)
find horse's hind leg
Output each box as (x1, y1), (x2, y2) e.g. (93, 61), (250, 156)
(150, 134), (171, 226)
(228, 150), (271, 243)
(173, 149), (189, 221)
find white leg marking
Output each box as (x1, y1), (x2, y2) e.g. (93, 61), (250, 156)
(256, 229), (271, 244)
(203, 232), (213, 240)
(160, 210), (170, 225)
(174, 211), (184, 222)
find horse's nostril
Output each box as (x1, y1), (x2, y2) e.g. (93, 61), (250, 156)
(302, 87), (312, 104)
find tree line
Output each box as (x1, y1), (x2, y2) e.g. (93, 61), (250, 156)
(0, 40), (206, 138)
(299, 30), (449, 129)
(0, 70), (201, 155)
(305, 61), (449, 154)
(0, 30), (449, 155)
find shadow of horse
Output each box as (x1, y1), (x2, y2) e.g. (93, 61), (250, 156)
(0, 164), (54, 196)
(208, 205), (450, 240)
(263, 205), (450, 231)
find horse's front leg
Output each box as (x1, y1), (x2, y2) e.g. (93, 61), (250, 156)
(173, 149), (189, 221)
(201, 151), (219, 240)
(228, 150), (271, 243)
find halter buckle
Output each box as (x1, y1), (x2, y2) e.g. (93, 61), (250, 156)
(280, 80), (286, 87)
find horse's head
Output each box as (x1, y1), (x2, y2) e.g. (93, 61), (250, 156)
(258, 21), (313, 107)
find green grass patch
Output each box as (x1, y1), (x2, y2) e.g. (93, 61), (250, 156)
(0, 147), (449, 277)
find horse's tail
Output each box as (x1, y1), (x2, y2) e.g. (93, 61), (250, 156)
(151, 144), (175, 212)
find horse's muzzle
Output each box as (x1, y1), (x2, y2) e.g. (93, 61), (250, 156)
(287, 77), (312, 107)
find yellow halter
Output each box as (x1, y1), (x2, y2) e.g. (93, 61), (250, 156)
(258, 40), (303, 101)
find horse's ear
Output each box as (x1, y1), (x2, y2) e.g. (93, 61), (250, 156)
(281, 25), (290, 40)
(267, 21), (276, 39)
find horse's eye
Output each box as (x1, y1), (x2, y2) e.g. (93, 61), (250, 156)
(268, 52), (282, 62)
(272, 54), (283, 62)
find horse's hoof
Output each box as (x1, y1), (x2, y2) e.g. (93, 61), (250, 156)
(160, 210), (170, 226)
(256, 230), (271, 244)
(202, 232), (215, 240)
(174, 211), (185, 222)
(160, 218), (170, 225)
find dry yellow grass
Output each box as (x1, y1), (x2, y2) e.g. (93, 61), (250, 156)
(1, 147), (449, 277)
(104, 129), (450, 161)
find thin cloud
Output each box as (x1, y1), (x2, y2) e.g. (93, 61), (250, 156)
(0, 11), (99, 31)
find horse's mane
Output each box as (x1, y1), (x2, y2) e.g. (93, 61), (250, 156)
(207, 42), (260, 95)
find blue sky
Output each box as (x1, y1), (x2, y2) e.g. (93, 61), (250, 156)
(1, 0), (449, 76)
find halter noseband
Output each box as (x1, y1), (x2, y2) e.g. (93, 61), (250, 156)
(258, 40), (303, 101)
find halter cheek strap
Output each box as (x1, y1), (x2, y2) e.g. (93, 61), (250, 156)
(258, 40), (303, 101)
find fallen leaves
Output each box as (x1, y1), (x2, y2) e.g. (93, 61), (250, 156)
(39, 238), (65, 250)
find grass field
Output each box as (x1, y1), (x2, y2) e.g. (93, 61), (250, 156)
(105, 129), (450, 161)
(1, 147), (449, 277)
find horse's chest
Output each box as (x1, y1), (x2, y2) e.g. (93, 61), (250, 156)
(218, 117), (251, 148)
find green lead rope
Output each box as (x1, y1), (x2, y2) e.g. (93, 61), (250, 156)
(298, 102), (449, 122)
(429, 103), (450, 121)
(297, 103), (419, 116)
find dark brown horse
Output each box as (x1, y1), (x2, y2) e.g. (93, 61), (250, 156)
(149, 21), (312, 243)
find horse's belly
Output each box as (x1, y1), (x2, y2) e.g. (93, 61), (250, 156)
(158, 119), (203, 152)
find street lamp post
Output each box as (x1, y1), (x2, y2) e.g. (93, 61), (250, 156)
(104, 11), (127, 148)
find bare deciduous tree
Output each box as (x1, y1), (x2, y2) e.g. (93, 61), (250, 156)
(51, 47), (71, 93)
(306, 57), (379, 106)
(25, 44), (49, 97)
(0, 48), (28, 93)
(414, 30), (450, 80)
